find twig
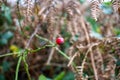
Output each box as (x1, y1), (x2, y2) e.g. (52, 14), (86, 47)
(35, 34), (53, 45)
(46, 22), (58, 65)
(80, 45), (94, 77)
(46, 48), (55, 65)
(67, 52), (78, 67)
(25, 24), (40, 49)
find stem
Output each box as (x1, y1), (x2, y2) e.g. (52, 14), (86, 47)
(55, 47), (70, 60)
(28, 45), (54, 53)
(22, 56), (31, 80)
(0, 52), (18, 58)
(35, 34), (54, 45)
(25, 24), (40, 49)
(15, 56), (22, 80)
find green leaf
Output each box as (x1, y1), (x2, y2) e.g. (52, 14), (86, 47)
(24, 26), (30, 31)
(63, 71), (74, 80)
(54, 71), (65, 80)
(1, 4), (12, 24)
(2, 31), (14, 40)
(0, 38), (8, 46)
(39, 74), (47, 80)
(113, 28), (120, 36)
(0, 74), (5, 80)
(102, 1), (112, 6)
(87, 17), (100, 32)
(2, 61), (11, 72)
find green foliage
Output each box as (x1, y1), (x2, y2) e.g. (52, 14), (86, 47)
(0, 31), (13, 46)
(24, 26), (31, 31)
(62, 71), (74, 80)
(1, 4), (12, 25)
(87, 17), (99, 32)
(0, 38), (8, 46)
(79, 0), (86, 3)
(87, 17), (103, 39)
(60, 24), (71, 52)
(2, 61), (11, 72)
(113, 28), (120, 36)
(99, 2), (113, 14)
(0, 61), (11, 80)
(54, 71), (65, 80)
(39, 74), (47, 80)
(0, 4), (14, 46)
(38, 71), (74, 80)
(0, 74), (5, 80)
(2, 31), (13, 40)
(102, 1), (112, 6)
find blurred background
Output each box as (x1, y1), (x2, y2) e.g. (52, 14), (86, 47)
(0, 0), (120, 80)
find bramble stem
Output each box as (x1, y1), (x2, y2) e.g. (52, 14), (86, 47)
(23, 56), (31, 80)
(28, 45), (54, 53)
(0, 52), (18, 58)
(55, 47), (70, 60)
(15, 56), (22, 80)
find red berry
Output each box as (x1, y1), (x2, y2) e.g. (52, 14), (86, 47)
(56, 37), (64, 45)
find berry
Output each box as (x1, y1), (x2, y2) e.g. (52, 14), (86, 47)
(56, 37), (64, 45)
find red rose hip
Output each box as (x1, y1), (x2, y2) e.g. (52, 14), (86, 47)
(56, 37), (64, 45)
